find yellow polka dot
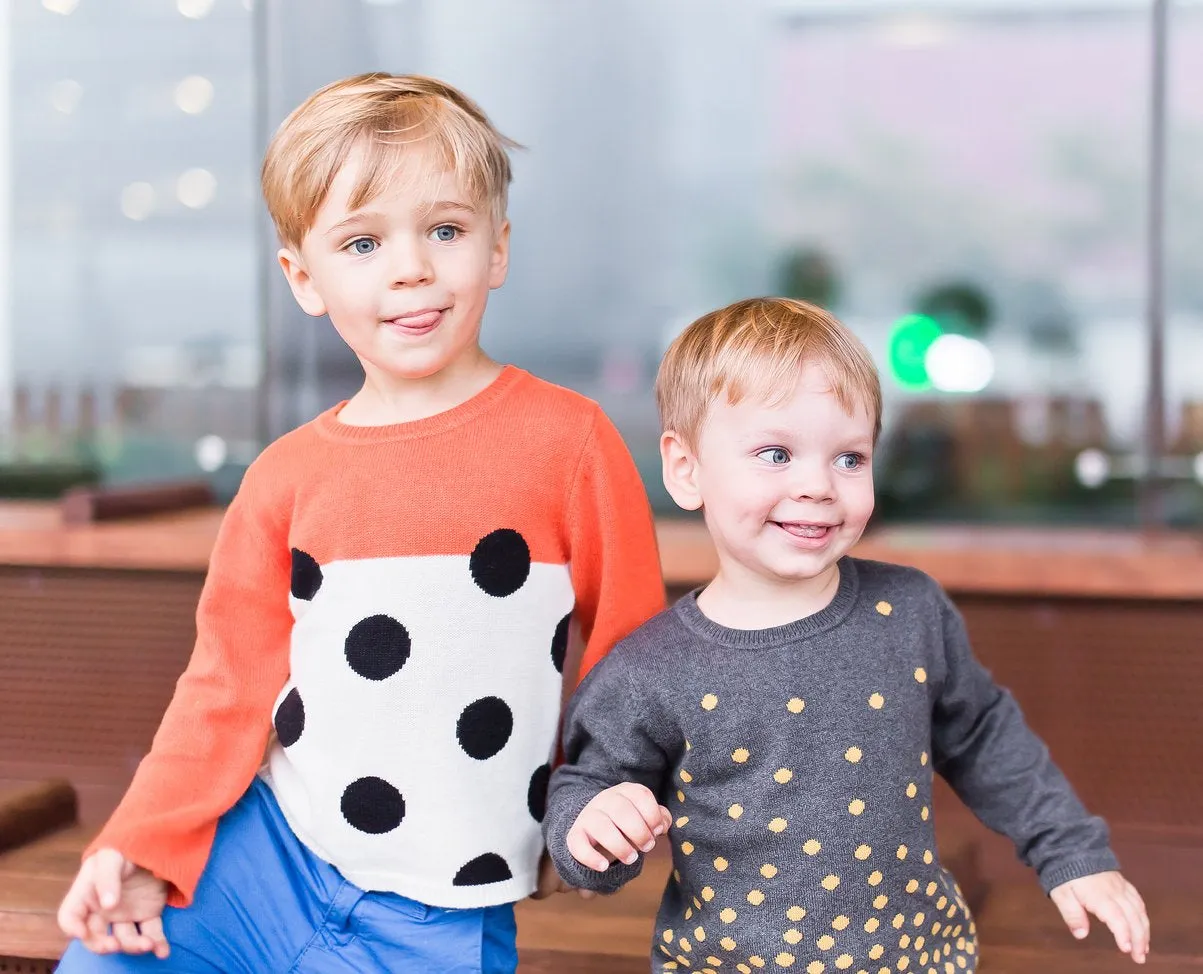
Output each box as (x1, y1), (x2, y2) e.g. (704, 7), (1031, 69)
(729, 804), (744, 819)
(708, 960), (723, 969)
(681, 841), (696, 855)
(786, 906), (807, 922)
(803, 839), (822, 855)
(738, 966), (751, 974)
(776, 954), (796, 968)
(686, 907), (693, 919)
(855, 844), (872, 860)
(931, 922), (941, 936)
(685, 739), (691, 750)
(873, 894), (889, 909)
(774, 768), (794, 784)
(865, 918), (881, 933)
(733, 748), (751, 763)
(914, 936), (925, 950)
(680, 770), (693, 783)
(906, 782), (918, 799)
(677, 790), (686, 803)
(914, 668), (927, 683)
(936, 897), (948, 910)
(835, 957), (854, 971)
(896, 844), (908, 859)
(920, 751), (928, 766)
(702, 886), (715, 902)
(676, 816), (690, 828)
(714, 857), (729, 871)
(817, 935), (835, 950)
(921, 806), (930, 821)
(695, 926), (707, 941)
(747, 890), (766, 906)
(761, 864), (779, 879)
(906, 880), (919, 894)
(721, 937), (738, 951)
(664, 930), (675, 943)
(821, 874), (841, 891)
(893, 913), (905, 929)
(897, 958), (910, 970)
(693, 897), (702, 912)
(848, 799), (866, 816)
(787, 698), (806, 713)
(868, 870), (883, 886)
(845, 747), (863, 763)
(720, 907), (737, 923)
(676, 957), (690, 967)
(914, 913), (926, 927)
(876, 601), (893, 616)
(869, 693), (885, 709)
(923, 850), (933, 864)
(665, 963), (678, 971)
(899, 934), (911, 948)
(768, 817), (788, 833)
(807, 963), (825, 974)
(674, 869), (681, 882)
(869, 945), (885, 960)
(679, 937), (692, 951)
(783, 929), (804, 946)
(751, 958), (766, 969)
(926, 882), (937, 897)
(832, 915), (850, 931)
(701, 694), (719, 710)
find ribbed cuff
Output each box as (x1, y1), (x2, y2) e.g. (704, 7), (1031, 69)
(1038, 851), (1122, 894)
(543, 789), (647, 894)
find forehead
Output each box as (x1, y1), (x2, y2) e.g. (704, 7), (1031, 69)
(315, 142), (474, 224)
(708, 364), (874, 438)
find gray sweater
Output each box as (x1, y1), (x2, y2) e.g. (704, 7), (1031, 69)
(545, 558), (1118, 974)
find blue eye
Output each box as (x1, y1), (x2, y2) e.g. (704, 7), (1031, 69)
(835, 453), (865, 470)
(433, 225), (459, 242)
(348, 238), (376, 255)
(756, 447), (790, 465)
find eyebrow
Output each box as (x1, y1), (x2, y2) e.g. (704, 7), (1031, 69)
(322, 200), (480, 239)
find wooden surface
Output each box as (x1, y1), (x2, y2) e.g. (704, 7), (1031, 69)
(0, 501), (1201, 600)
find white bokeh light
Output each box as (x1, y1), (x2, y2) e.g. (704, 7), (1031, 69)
(42, 0), (80, 14)
(177, 169), (217, 209)
(174, 76), (214, 115)
(195, 435), (228, 473)
(1074, 449), (1111, 490)
(925, 334), (994, 393)
(177, 0), (214, 18)
(49, 80), (83, 114)
(120, 182), (156, 221)
(1194, 452), (1203, 486)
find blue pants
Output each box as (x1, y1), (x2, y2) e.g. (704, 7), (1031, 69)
(57, 779), (517, 974)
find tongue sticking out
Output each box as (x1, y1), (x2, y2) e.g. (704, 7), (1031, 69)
(778, 522), (830, 539)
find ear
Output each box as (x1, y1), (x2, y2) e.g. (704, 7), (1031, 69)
(488, 220), (511, 290)
(660, 430), (703, 512)
(277, 246), (327, 317)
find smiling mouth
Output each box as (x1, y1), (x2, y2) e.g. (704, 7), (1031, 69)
(383, 309), (447, 334)
(773, 521), (838, 540)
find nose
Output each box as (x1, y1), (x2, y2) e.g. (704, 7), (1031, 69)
(388, 235), (433, 288)
(789, 460), (835, 503)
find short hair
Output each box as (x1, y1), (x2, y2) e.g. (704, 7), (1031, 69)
(655, 297), (882, 449)
(261, 73), (519, 250)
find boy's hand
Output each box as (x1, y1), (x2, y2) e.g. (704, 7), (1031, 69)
(57, 848), (171, 959)
(1050, 871), (1149, 964)
(566, 783), (672, 873)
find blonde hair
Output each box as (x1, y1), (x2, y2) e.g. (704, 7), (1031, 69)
(656, 297), (882, 448)
(261, 73), (519, 250)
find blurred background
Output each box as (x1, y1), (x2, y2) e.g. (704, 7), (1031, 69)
(2, 0), (1202, 525)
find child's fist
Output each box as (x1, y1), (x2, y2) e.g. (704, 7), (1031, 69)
(58, 849), (170, 958)
(566, 783), (672, 872)
(1050, 870), (1149, 964)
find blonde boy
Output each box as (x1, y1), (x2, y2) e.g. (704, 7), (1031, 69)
(56, 74), (665, 973)
(544, 297), (1150, 971)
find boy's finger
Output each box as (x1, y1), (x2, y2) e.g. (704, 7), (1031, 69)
(659, 806), (673, 833)
(1127, 887), (1151, 955)
(1117, 893), (1148, 961)
(1090, 898), (1134, 955)
(85, 911), (118, 954)
(609, 801), (657, 852)
(111, 921), (151, 954)
(586, 815), (640, 865)
(566, 824), (611, 872)
(139, 916), (172, 959)
(56, 881), (91, 941)
(619, 784), (668, 835)
(1050, 887), (1090, 939)
(92, 850), (126, 911)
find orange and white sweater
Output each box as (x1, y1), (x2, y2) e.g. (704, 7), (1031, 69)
(87, 366), (666, 909)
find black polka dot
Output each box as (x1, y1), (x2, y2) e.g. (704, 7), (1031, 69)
(344, 615), (411, 681)
(274, 688), (305, 748)
(469, 529), (531, 597)
(528, 764), (551, 822)
(341, 776), (405, 834)
(456, 696), (514, 760)
(453, 853), (513, 886)
(290, 548), (322, 600)
(550, 613), (571, 674)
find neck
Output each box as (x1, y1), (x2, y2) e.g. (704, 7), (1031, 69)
(340, 349), (503, 426)
(697, 561), (842, 630)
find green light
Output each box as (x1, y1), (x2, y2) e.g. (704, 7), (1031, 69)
(888, 314), (943, 390)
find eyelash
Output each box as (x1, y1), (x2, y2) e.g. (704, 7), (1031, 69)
(754, 448), (868, 470)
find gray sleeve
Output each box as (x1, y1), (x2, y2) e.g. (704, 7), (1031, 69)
(544, 648), (679, 894)
(930, 591), (1119, 893)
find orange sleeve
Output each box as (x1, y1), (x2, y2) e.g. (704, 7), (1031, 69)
(565, 408), (666, 683)
(85, 471), (293, 907)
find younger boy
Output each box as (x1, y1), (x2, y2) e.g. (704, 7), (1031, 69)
(56, 73), (665, 973)
(544, 297), (1150, 972)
